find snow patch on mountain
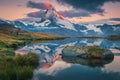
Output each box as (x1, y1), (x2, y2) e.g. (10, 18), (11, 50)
(80, 30), (88, 34)
(42, 27), (58, 29)
(31, 19), (51, 27)
(85, 24), (103, 33)
(112, 26), (120, 31)
(56, 18), (77, 31)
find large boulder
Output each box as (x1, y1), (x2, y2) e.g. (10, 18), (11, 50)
(62, 46), (114, 67)
(62, 46), (114, 59)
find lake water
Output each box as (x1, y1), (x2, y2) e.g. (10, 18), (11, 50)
(16, 38), (120, 80)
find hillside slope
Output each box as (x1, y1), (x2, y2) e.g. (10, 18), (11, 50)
(0, 23), (63, 44)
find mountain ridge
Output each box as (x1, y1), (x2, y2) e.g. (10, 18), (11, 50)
(14, 18), (120, 37)
(0, 9), (120, 37)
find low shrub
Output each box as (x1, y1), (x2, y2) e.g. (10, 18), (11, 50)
(14, 52), (39, 68)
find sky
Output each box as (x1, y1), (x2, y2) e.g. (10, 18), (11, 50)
(0, 0), (120, 24)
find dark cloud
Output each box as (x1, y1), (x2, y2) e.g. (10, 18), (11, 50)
(27, 1), (45, 9)
(27, 1), (54, 10)
(57, 0), (120, 14)
(27, 1), (56, 18)
(59, 10), (90, 17)
(109, 18), (120, 21)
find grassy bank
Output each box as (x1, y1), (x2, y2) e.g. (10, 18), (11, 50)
(0, 40), (39, 80)
(0, 36), (39, 80)
(0, 52), (39, 80)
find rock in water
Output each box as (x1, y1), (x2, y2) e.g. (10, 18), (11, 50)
(62, 46), (114, 59)
(62, 46), (114, 67)
(62, 46), (87, 58)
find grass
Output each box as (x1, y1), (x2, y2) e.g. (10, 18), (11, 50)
(0, 48), (14, 56)
(87, 46), (104, 54)
(86, 46), (105, 58)
(0, 27), (39, 80)
(0, 52), (39, 80)
(0, 34), (39, 80)
(14, 52), (39, 68)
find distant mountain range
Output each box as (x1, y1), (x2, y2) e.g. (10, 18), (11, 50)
(0, 9), (120, 37)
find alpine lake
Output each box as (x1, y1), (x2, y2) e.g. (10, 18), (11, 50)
(16, 38), (120, 80)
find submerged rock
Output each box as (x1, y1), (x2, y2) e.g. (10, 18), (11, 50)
(62, 46), (114, 59)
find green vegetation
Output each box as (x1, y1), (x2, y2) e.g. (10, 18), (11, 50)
(0, 52), (39, 80)
(14, 52), (39, 68)
(0, 40), (25, 58)
(86, 46), (105, 58)
(106, 35), (120, 40)
(0, 32), (37, 80)
(0, 36), (39, 80)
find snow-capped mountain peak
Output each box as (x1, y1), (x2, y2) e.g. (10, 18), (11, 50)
(14, 8), (78, 32)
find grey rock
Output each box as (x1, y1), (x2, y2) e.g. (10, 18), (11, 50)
(62, 46), (114, 59)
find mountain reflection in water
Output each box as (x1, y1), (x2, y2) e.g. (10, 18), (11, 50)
(16, 38), (120, 80)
